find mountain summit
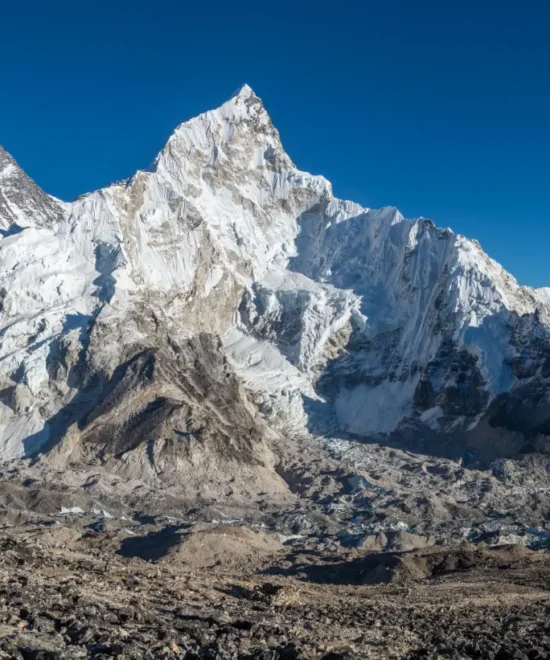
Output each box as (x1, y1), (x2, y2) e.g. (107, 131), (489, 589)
(1, 87), (550, 500)
(0, 146), (65, 232)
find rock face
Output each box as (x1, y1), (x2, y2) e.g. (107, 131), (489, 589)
(1, 84), (550, 493)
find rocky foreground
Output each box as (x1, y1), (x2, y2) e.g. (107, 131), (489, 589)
(1, 431), (550, 658)
(1, 519), (550, 660)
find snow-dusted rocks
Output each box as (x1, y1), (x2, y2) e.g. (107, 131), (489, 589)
(1, 84), (550, 491)
(0, 146), (65, 232)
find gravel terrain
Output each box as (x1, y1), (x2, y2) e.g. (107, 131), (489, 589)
(1, 523), (550, 659)
(2, 430), (550, 659)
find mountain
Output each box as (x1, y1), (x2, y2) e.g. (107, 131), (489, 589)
(1, 84), (550, 501)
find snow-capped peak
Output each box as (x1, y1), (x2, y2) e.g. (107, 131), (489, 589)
(233, 83), (256, 100)
(0, 145), (65, 232)
(156, 82), (278, 165)
(1, 88), (550, 470)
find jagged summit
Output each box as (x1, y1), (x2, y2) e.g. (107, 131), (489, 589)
(0, 144), (64, 232)
(168, 83), (274, 143)
(233, 82), (256, 99)
(150, 82), (290, 183)
(1, 89), (550, 501)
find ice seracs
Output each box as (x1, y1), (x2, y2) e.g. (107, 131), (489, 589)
(1, 85), (550, 484)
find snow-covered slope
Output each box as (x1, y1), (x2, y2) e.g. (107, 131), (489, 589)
(1, 84), (550, 484)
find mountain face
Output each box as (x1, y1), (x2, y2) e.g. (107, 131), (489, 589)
(1, 85), (550, 499)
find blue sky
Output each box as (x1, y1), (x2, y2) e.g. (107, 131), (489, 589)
(2, 0), (549, 286)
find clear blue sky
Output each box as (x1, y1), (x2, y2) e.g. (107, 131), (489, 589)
(2, 0), (549, 286)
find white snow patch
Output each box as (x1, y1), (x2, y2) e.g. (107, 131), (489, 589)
(92, 508), (113, 519)
(420, 406), (444, 430)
